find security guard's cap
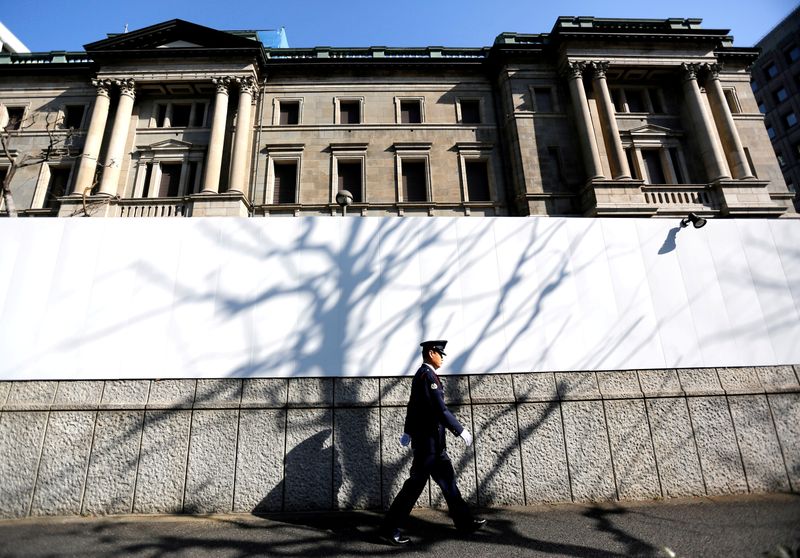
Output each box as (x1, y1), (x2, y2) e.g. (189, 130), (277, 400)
(420, 339), (447, 356)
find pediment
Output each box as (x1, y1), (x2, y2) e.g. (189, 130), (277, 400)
(626, 123), (676, 135)
(139, 139), (194, 151)
(85, 19), (258, 52)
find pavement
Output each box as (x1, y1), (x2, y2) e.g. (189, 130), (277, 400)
(0, 494), (798, 558)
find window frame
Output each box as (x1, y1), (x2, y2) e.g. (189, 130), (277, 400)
(329, 143), (368, 207)
(394, 97), (425, 124)
(272, 97), (304, 126)
(334, 97), (364, 125)
(393, 142), (433, 205)
(610, 87), (665, 114)
(149, 100), (208, 129)
(456, 97), (483, 125)
(1, 104), (29, 130)
(455, 142), (495, 206)
(32, 162), (75, 209)
(59, 104), (88, 130)
(263, 144), (305, 206)
(132, 140), (206, 198)
(529, 86), (559, 113)
(723, 88), (742, 114)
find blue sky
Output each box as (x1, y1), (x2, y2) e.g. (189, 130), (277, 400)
(3, 0), (797, 51)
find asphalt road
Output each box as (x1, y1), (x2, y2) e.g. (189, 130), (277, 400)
(0, 494), (798, 557)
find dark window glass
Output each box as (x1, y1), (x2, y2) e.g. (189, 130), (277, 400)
(186, 161), (199, 194)
(533, 88), (553, 112)
(544, 146), (567, 186)
(339, 101), (360, 124)
(767, 126), (776, 139)
(273, 162), (298, 204)
(192, 103), (207, 127)
(787, 45), (800, 63)
(280, 101), (300, 125)
(786, 112), (798, 127)
(171, 104), (191, 127)
(759, 102), (767, 114)
(465, 161), (491, 201)
(63, 105), (85, 129)
(141, 163), (153, 198)
(668, 148), (685, 184)
(648, 89), (663, 113)
(625, 148), (638, 180)
(44, 167), (71, 208)
(155, 104), (167, 127)
(5, 107), (24, 130)
(775, 88), (789, 103)
(642, 150), (666, 184)
(460, 100), (481, 124)
(402, 160), (427, 202)
(400, 100), (421, 124)
(157, 163), (182, 197)
(626, 89), (646, 112)
(766, 63), (779, 79)
(337, 161), (362, 203)
(751, 79), (759, 92)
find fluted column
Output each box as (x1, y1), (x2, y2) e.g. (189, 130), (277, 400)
(589, 61), (630, 180)
(71, 79), (112, 195)
(228, 77), (257, 195)
(564, 61), (604, 180)
(704, 63), (754, 179)
(201, 77), (231, 194)
(681, 63), (730, 181)
(97, 79), (135, 196)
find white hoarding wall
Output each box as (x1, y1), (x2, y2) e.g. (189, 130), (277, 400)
(0, 217), (798, 380)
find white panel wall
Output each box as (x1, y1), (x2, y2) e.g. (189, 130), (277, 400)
(0, 217), (798, 379)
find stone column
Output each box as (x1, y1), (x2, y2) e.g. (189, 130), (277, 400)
(228, 77), (257, 195)
(564, 62), (604, 180)
(590, 61), (630, 180)
(98, 79), (136, 196)
(704, 63), (754, 179)
(201, 77), (231, 194)
(681, 63), (730, 182)
(71, 79), (112, 195)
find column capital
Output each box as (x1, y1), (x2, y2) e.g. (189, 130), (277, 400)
(91, 78), (113, 97)
(681, 62), (702, 81)
(212, 76), (232, 95)
(703, 62), (723, 79)
(234, 76), (258, 96)
(114, 78), (136, 99)
(562, 61), (588, 80)
(588, 61), (610, 79)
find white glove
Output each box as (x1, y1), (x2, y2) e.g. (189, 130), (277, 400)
(399, 433), (411, 447)
(460, 428), (473, 447)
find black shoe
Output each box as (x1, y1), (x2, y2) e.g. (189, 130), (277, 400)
(380, 528), (410, 546)
(459, 518), (486, 534)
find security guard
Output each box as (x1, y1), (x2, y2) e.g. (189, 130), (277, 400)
(380, 340), (485, 546)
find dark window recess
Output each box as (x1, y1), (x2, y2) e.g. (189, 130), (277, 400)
(751, 79), (759, 92)
(642, 150), (666, 184)
(155, 105), (168, 127)
(402, 160), (427, 202)
(648, 89), (664, 113)
(171, 104), (191, 127)
(625, 149), (639, 180)
(668, 148), (685, 184)
(626, 90), (646, 112)
(186, 161), (199, 194)
(192, 103), (206, 127)
(788, 45), (800, 63)
(460, 100), (481, 124)
(786, 112), (798, 127)
(63, 105), (85, 129)
(611, 90), (625, 112)
(5, 107), (24, 130)
(400, 100), (421, 124)
(767, 126), (776, 139)
(141, 163), (153, 197)
(280, 102), (300, 125)
(744, 147), (758, 178)
(533, 88), (553, 112)
(759, 102), (767, 114)
(157, 163), (182, 197)
(339, 101), (360, 124)
(775, 88), (789, 103)
(44, 167), (71, 208)
(724, 90), (740, 113)
(766, 64), (779, 79)
(337, 161), (362, 202)
(465, 161), (491, 201)
(273, 162), (298, 204)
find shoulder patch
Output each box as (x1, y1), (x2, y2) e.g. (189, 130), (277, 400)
(431, 383), (438, 390)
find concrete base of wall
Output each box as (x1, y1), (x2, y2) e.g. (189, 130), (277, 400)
(1, 366), (798, 518)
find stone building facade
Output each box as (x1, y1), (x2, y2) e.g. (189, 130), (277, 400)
(0, 17), (794, 219)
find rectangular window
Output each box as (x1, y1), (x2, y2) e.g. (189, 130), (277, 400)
(787, 45), (800, 63)
(339, 101), (361, 124)
(533, 88), (553, 113)
(192, 103), (207, 127)
(612, 89), (625, 112)
(642, 149), (666, 184)
(648, 88), (664, 113)
(744, 147), (758, 178)
(44, 167), (71, 208)
(273, 161), (298, 204)
(401, 160), (427, 202)
(724, 89), (741, 113)
(157, 163), (182, 197)
(5, 107), (24, 130)
(155, 104), (168, 128)
(775, 88), (789, 103)
(62, 105), (85, 129)
(186, 161), (199, 195)
(767, 125), (776, 139)
(141, 163), (153, 198)
(170, 104), (191, 127)
(626, 89), (646, 113)
(400, 100), (422, 124)
(625, 148), (638, 180)
(786, 112), (798, 128)
(759, 102), (767, 114)
(337, 160), (362, 203)
(668, 148), (685, 184)
(766, 63), (779, 79)
(280, 101), (300, 125)
(459, 99), (481, 124)
(751, 79), (759, 92)
(465, 160), (491, 201)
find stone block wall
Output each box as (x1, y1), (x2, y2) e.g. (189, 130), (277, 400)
(0, 366), (798, 518)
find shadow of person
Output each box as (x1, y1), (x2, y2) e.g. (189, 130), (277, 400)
(658, 226), (682, 255)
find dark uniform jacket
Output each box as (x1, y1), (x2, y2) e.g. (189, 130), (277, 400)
(403, 363), (464, 453)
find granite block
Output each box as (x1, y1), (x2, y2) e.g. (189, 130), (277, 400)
(184, 410), (238, 513)
(432, 405), (477, 508)
(53, 381), (104, 410)
(288, 378), (333, 408)
(678, 369), (724, 396)
(637, 370), (683, 397)
(193, 379), (242, 409)
(555, 372), (601, 401)
(767, 394), (800, 491)
(234, 410), (286, 512)
(30, 411), (95, 516)
(472, 404), (524, 506)
(241, 379), (288, 409)
(469, 374), (514, 404)
(100, 381), (150, 410)
(334, 408), (381, 509)
(133, 411), (191, 514)
(284, 408), (333, 510)
(757, 366), (800, 393)
(0, 411), (48, 518)
(562, 400), (616, 501)
(82, 411), (144, 515)
(440, 375), (471, 405)
(147, 380), (196, 409)
(4, 382), (57, 410)
(605, 399), (661, 500)
(380, 406), (428, 509)
(513, 373), (558, 402)
(716, 368), (763, 395)
(598, 371), (643, 399)
(688, 397), (747, 494)
(379, 377), (412, 407)
(728, 395), (790, 492)
(334, 378), (379, 407)
(517, 402), (571, 503)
